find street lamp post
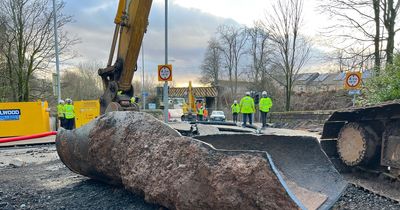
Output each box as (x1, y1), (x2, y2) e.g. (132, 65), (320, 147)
(141, 43), (146, 110)
(163, 0), (169, 123)
(52, 0), (61, 102)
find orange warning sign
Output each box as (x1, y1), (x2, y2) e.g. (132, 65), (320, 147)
(344, 72), (362, 90)
(158, 65), (173, 81)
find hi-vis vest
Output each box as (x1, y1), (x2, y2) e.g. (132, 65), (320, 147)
(259, 97), (273, 112)
(197, 108), (204, 115)
(64, 104), (75, 119)
(231, 103), (240, 113)
(57, 104), (65, 118)
(240, 96), (255, 114)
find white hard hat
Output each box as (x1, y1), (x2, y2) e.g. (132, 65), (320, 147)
(59, 100), (65, 104)
(262, 91), (267, 96)
(65, 98), (72, 103)
(245, 91), (250, 96)
(234, 100), (237, 103)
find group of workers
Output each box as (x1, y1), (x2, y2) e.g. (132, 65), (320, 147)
(196, 105), (208, 121)
(231, 91), (273, 128)
(57, 98), (75, 130)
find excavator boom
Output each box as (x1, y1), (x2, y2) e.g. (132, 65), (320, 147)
(99, 0), (153, 113)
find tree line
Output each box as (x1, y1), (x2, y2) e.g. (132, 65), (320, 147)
(320, 0), (400, 72)
(201, 0), (311, 111)
(0, 0), (399, 110)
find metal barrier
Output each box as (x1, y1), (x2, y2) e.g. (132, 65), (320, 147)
(74, 100), (100, 128)
(269, 110), (334, 124)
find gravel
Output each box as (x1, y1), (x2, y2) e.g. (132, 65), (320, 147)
(332, 184), (400, 210)
(1, 145), (400, 210)
(0, 146), (160, 210)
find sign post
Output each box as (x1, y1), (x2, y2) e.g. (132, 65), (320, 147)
(344, 72), (362, 107)
(52, 0), (61, 103)
(158, 64), (172, 123)
(163, 0), (169, 123)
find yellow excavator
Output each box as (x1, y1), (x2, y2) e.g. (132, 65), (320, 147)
(181, 81), (198, 121)
(98, 0), (152, 114)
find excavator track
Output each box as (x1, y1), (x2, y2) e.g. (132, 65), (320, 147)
(321, 101), (400, 174)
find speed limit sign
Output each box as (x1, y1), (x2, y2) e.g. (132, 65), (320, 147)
(344, 72), (362, 90)
(158, 65), (173, 81)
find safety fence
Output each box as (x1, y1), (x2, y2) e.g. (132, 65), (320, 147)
(269, 110), (335, 124)
(0, 100), (101, 137)
(0, 101), (50, 137)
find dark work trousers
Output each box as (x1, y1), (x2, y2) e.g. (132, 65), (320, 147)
(58, 117), (65, 129)
(232, 113), (238, 123)
(65, 118), (75, 130)
(261, 111), (268, 127)
(197, 115), (203, 121)
(242, 113), (252, 126)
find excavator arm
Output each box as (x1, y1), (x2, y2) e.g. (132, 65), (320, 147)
(98, 0), (153, 113)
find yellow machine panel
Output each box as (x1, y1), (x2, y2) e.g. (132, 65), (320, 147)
(0, 101), (50, 137)
(74, 100), (100, 128)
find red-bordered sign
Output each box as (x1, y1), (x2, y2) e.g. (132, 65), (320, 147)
(158, 64), (173, 81)
(344, 72), (362, 90)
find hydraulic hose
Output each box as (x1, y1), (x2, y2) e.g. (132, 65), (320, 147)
(0, 131), (57, 144)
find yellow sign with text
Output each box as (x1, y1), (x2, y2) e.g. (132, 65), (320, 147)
(0, 101), (50, 137)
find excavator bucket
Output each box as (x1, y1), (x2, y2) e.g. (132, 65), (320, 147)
(196, 134), (347, 210)
(56, 112), (346, 210)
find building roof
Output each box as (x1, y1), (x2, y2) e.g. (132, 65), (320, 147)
(306, 70), (372, 87)
(216, 80), (250, 87)
(294, 73), (319, 85)
(169, 87), (218, 97)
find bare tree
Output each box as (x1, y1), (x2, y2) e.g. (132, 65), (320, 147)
(247, 22), (273, 92)
(320, 0), (400, 71)
(320, 0), (382, 71)
(0, 57), (8, 102)
(262, 0), (311, 111)
(382, 0), (400, 64)
(0, 0), (75, 102)
(200, 38), (222, 86)
(61, 61), (103, 101)
(217, 25), (248, 97)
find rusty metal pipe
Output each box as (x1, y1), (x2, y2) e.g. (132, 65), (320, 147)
(55, 112), (306, 210)
(56, 121), (120, 185)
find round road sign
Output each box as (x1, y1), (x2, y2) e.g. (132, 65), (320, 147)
(160, 66), (171, 79)
(158, 65), (173, 81)
(344, 72), (362, 90)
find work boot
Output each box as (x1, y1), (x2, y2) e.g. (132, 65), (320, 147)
(261, 126), (267, 130)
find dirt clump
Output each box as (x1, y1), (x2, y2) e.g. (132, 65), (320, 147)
(57, 112), (299, 210)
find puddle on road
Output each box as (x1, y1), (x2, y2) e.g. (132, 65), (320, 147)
(39, 176), (83, 190)
(0, 146), (59, 167)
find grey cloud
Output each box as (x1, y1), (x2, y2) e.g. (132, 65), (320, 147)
(62, 0), (237, 82)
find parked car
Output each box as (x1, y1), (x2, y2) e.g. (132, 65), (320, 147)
(210, 111), (225, 122)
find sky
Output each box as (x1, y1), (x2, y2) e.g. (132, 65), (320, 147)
(62, 0), (331, 87)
